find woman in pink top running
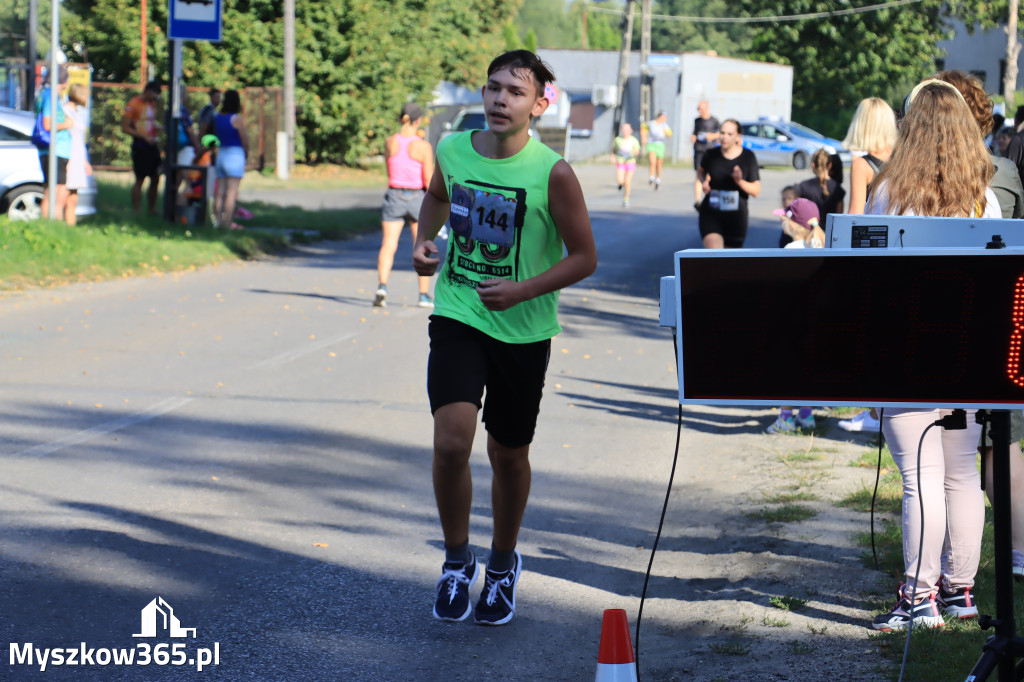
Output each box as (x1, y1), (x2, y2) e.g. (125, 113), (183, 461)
(375, 103), (435, 308)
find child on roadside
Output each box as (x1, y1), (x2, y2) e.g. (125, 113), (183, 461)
(412, 50), (597, 626)
(177, 134), (217, 223)
(777, 185), (798, 247)
(765, 198), (822, 434)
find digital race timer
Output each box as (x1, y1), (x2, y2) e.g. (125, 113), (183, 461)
(673, 248), (1024, 408)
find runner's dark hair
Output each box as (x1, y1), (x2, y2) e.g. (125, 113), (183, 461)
(487, 50), (555, 93)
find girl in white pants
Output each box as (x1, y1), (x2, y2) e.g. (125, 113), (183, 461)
(872, 409), (983, 631)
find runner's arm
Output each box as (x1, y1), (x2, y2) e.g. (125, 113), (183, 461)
(413, 155), (449, 277)
(412, 139), (434, 190)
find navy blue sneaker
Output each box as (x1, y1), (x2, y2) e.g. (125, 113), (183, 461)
(938, 582), (978, 619)
(432, 553), (479, 622)
(474, 550), (522, 626)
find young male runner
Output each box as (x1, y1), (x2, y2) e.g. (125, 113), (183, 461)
(412, 50), (597, 626)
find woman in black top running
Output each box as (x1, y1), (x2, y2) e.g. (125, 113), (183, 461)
(696, 119), (760, 248)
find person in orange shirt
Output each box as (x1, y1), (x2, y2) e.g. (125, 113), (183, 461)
(120, 81), (163, 214)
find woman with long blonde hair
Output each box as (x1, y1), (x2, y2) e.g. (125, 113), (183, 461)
(869, 79), (998, 633)
(842, 97), (897, 214)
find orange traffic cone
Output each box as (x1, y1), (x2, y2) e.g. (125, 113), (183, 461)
(595, 608), (638, 682)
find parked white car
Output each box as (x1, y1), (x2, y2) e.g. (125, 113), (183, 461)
(0, 106), (97, 221)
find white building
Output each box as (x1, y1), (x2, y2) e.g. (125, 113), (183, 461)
(537, 48), (793, 162)
(937, 18), (1022, 103)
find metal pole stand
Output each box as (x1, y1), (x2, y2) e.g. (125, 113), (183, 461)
(966, 410), (1024, 681)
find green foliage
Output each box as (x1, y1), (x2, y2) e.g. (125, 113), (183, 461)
(736, 0), (953, 139)
(648, 0), (752, 56)
(769, 595), (808, 611)
(49, 0), (521, 164)
(502, 20), (522, 50)
(515, 0), (576, 48)
(524, 28), (538, 53)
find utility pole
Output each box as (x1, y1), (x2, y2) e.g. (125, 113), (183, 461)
(46, 0), (57, 218)
(1005, 0), (1020, 114)
(281, 0), (295, 180)
(581, 0), (588, 50)
(141, 0), (147, 87)
(26, 0), (37, 109)
(611, 0), (635, 137)
(639, 0), (651, 125)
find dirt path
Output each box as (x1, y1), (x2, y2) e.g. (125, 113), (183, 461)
(634, 406), (896, 681)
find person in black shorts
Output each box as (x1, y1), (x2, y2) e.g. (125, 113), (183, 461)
(412, 50), (597, 626)
(691, 100), (720, 210)
(697, 119), (760, 248)
(121, 81), (164, 214)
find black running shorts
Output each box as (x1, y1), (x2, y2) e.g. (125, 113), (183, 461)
(427, 315), (551, 449)
(131, 139), (162, 181)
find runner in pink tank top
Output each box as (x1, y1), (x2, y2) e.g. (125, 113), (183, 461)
(387, 135), (425, 189)
(375, 103), (436, 308)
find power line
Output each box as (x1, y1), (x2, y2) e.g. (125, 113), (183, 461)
(587, 0), (924, 24)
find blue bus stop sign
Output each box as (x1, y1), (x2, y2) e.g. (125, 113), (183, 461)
(168, 0), (223, 42)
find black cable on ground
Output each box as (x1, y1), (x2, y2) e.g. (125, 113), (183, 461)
(870, 408), (885, 571)
(634, 402), (683, 681)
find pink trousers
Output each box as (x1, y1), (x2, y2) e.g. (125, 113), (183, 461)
(882, 408), (983, 599)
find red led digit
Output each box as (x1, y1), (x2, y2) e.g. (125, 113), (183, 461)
(1008, 275), (1024, 387)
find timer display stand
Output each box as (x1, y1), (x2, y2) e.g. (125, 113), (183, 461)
(661, 246), (1024, 680)
(968, 410), (1024, 682)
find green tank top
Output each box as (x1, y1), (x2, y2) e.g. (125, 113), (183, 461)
(435, 131), (564, 343)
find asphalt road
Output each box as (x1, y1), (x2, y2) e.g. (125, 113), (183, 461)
(2, 164), (819, 681)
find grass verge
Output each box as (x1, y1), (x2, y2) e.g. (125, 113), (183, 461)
(0, 179), (379, 291)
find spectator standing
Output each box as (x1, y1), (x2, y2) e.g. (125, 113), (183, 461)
(696, 119), (760, 248)
(867, 79), (996, 632)
(63, 83), (92, 227)
(690, 100), (720, 209)
(1004, 106), (1024, 188)
(997, 126), (1014, 157)
(641, 110), (672, 190)
(121, 81), (164, 215)
(412, 50), (596, 626)
(989, 112), (1006, 152)
(842, 97), (897, 214)
(198, 89), (221, 137)
(174, 92), (202, 214)
(35, 65), (72, 221)
(213, 90), (249, 230)
(611, 122), (641, 207)
(374, 103), (434, 308)
(932, 70), (1023, 219)
(796, 148), (845, 225)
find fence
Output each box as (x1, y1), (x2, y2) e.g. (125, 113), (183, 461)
(88, 83), (283, 171)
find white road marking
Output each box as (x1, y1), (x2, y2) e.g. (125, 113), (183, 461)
(12, 396), (194, 458)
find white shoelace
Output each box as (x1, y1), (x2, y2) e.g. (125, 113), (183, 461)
(482, 572), (514, 606)
(439, 567), (472, 603)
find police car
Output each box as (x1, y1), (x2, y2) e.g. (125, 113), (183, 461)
(738, 117), (851, 170)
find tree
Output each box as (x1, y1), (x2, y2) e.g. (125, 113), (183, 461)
(514, 0), (574, 48)
(647, 0), (752, 56)
(54, 0), (520, 164)
(736, 0), (956, 138)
